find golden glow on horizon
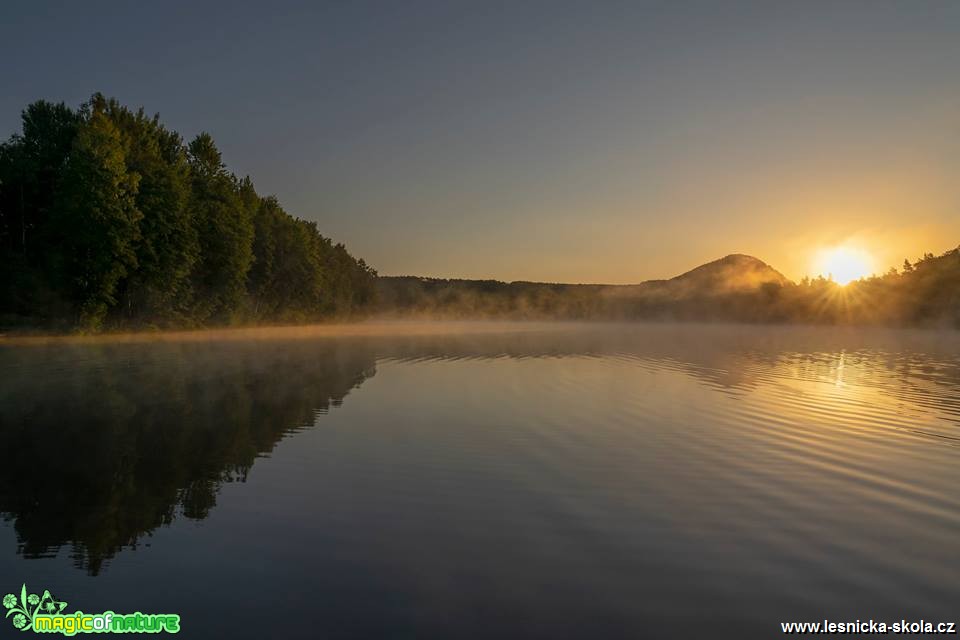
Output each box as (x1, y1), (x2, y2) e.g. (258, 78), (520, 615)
(813, 246), (874, 285)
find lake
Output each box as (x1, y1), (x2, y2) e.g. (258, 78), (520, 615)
(1, 322), (958, 638)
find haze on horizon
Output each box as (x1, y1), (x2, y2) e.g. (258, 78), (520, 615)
(2, 1), (958, 284)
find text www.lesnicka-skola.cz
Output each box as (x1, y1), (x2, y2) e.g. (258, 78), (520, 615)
(781, 620), (956, 635)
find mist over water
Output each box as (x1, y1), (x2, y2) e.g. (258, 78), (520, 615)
(1, 323), (958, 638)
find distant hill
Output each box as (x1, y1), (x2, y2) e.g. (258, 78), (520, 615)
(607, 254), (791, 301)
(666, 253), (790, 291)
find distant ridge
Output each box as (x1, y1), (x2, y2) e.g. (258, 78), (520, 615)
(388, 254), (790, 291)
(376, 253), (796, 318)
(375, 246), (960, 327)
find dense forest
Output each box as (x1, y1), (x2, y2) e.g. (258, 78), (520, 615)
(0, 94), (376, 331)
(378, 251), (960, 328)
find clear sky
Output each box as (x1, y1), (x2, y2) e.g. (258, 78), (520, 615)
(2, 1), (958, 283)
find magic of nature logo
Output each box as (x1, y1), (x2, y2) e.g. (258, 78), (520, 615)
(3, 584), (180, 635)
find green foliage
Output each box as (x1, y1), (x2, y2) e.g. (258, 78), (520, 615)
(0, 95), (376, 331)
(91, 94), (199, 323)
(249, 196), (321, 320)
(246, 194), (378, 322)
(51, 110), (142, 330)
(187, 133), (254, 323)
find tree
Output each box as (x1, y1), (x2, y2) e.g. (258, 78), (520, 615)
(91, 95), (198, 324)
(247, 195), (317, 319)
(0, 101), (82, 318)
(50, 110), (142, 330)
(187, 133), (253, 323)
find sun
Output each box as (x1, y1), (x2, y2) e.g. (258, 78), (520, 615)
(813, 246), (874, 285)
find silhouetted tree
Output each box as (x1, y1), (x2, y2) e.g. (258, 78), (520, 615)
(0, 100), (82, 320)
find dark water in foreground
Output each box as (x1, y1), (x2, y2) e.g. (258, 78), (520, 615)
(1, 323), (959, 638)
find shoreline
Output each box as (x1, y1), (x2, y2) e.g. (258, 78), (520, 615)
(1, 317), (955, 346)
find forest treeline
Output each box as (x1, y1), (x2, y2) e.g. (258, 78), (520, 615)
(2, 95), (957, 332)
(0, 94), (376, 331)
(378, 251), (960, 327)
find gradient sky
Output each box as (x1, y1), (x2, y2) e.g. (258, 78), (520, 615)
(2, 1), (958, 283)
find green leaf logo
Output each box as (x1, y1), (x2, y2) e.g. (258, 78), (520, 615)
(3, 584), (63, 632)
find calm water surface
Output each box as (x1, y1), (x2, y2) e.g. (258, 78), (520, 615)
(1, 323), (959, 638)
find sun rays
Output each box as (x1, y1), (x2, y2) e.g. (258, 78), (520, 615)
(813, 247), (875, 285)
